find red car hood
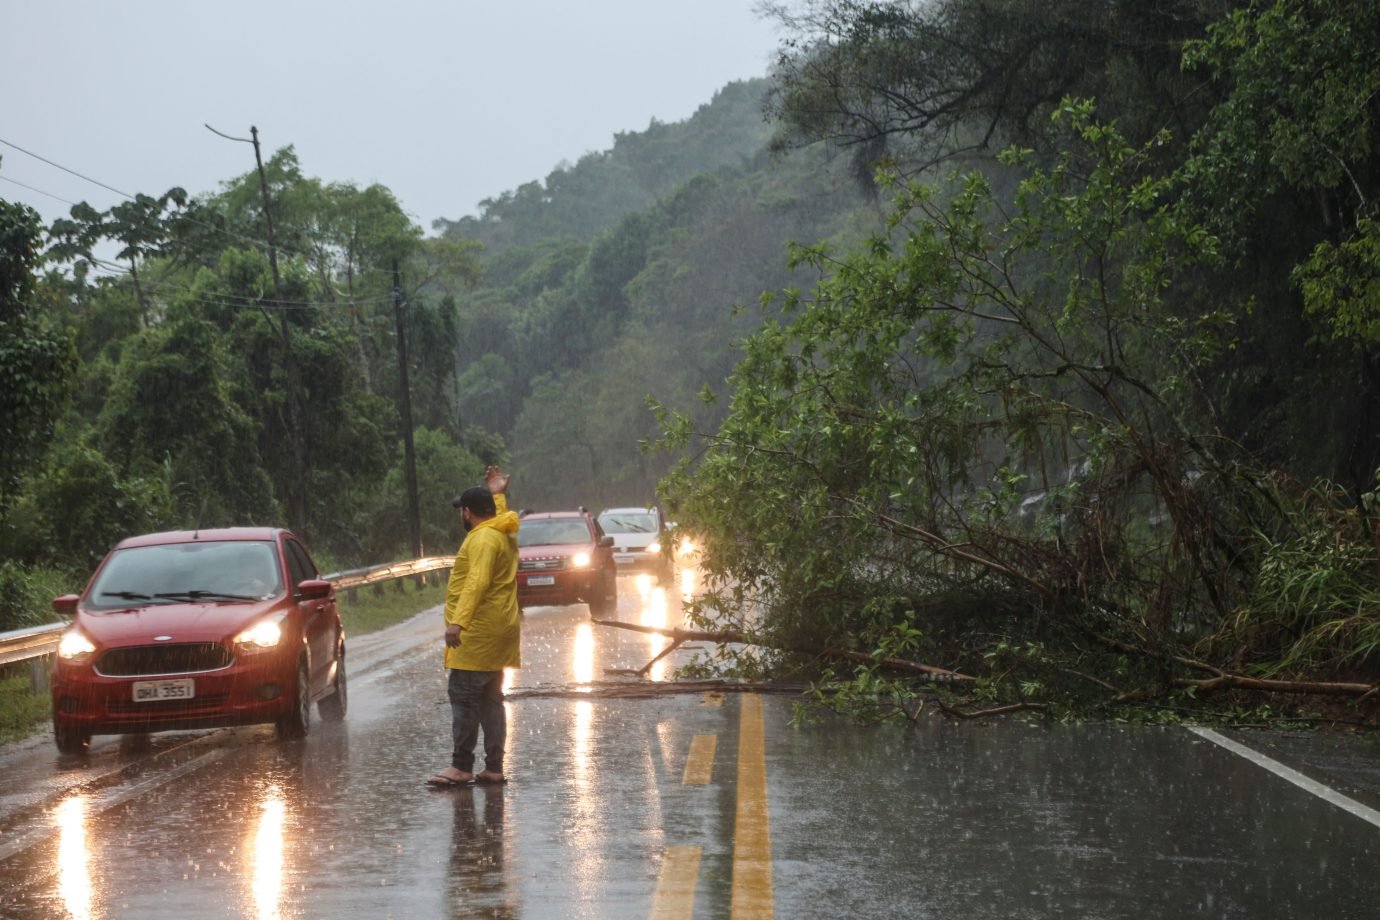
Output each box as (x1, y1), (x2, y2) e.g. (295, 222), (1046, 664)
(75, 600), (285, 647)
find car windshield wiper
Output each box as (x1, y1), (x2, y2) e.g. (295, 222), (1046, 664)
(98, 590), (182, 606)
(153, 590), (260, 603)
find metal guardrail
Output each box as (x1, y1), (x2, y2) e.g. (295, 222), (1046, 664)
(0, 555), (454, 678)
(326, 555), (454, 591)
(0, 623), (68, 669)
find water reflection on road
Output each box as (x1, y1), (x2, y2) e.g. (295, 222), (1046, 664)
(248, 785), (285, 920)
(8, 559), (1380, 918)
(56, 796), (93, 920)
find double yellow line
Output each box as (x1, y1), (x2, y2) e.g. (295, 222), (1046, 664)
(730, 695), (773, 918)
(651, 694), (773, 919)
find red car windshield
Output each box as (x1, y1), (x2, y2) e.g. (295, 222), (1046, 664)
(86, 540), (283, 609)
(518, 520), (593, 547)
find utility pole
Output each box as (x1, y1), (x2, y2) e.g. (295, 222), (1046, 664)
(205, 123), (310, 539)
(393, 259), (422, 558)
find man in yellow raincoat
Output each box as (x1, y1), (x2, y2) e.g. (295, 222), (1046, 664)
(426, 465), (521, 787)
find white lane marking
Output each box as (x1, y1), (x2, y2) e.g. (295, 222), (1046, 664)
(1187, 726), (1380, 830)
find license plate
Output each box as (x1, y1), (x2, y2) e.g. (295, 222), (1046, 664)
(527, 575), (555, 587)
(613, 553), (635, 564)
(132, 678), (195, 702)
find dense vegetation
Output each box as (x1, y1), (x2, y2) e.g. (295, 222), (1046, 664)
(0, 80), (870, 632)
(662, 0), (1380, 724)
(4, 0), (1380, 726)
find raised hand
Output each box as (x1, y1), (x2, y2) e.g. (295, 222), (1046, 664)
(485, 465), (510, 495)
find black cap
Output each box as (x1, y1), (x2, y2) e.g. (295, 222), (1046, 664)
(452, 485), (496, 517)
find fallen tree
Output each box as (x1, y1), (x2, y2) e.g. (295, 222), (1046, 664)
(505, 678), (810, 701)
(590, 617), (976, 683)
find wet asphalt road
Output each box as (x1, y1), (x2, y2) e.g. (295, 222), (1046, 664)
(2, 567), (1380, 918)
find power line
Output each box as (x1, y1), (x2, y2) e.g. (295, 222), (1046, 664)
(87, 257), (394, 311)
(83, 257), (393, 311)
(0, 173), (80, 207)
(0, 136), (134, 199)
(0, 134), (402, 283)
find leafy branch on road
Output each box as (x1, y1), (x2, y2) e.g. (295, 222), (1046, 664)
(591, 616), (975, 682)
(657, 92), (1380, 727)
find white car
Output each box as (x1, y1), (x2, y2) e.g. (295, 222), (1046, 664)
(597, 507), (672, 580)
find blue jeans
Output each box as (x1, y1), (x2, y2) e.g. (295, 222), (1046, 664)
(448, 668), (506, 774)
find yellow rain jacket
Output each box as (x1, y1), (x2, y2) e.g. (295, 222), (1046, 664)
(443, 493), (521, 671)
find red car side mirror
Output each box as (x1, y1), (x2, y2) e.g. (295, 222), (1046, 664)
(52, 594), (79, 616)
(296, 579), (333, 600)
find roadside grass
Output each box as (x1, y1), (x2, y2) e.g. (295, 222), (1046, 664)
(0, 577), (446, 746)
(0, 671), (51, 746)
(338, 578), (445, 635)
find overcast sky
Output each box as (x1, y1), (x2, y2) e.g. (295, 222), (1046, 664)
(1, 0), (781, 232)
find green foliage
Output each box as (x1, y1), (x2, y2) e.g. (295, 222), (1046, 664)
(347, 426), (486, 561)
(95, 316), (275, 527)
(437, 80), (773, 251)
(338, 578), (446, 637)
(1295, 218), (1380, 343)
(765, 0), (1213, 181)
(1204, 475), (1380, 677)
(659, 104), (1268, 716)
(0, 561), (72, 632)
(3, 445), (174, 570)
(0, 200), (78, 507)
(0, 671), (50, 746)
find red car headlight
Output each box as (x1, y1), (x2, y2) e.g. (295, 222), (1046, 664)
(571, 552), (592, 568)
(57, 630), (96, 662)
(235, 617), (284, 651)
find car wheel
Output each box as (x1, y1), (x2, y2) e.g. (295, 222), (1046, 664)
(54, 722), (91, 755)
(318, 649), (347, 722)
(276, 657), (311, 740)
(589, 573), (618, 618)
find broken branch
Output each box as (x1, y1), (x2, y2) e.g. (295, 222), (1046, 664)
(590, 617), (976, 682)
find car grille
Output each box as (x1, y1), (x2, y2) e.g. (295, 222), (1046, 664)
(95, 643), (234, 677)
(107, 694), (230, 715)
(519, 557), (567, 572)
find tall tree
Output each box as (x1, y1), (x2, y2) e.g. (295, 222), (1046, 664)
(0, 198), (77, 507)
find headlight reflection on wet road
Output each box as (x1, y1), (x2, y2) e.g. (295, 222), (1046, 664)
(639, 584), (670, 682)
(568, 696), (604, 893)
(249, 785), (286, 920)
(679, 566), (696, 603)
(56, 795), (94, 920)
(573, 622), (596, 686)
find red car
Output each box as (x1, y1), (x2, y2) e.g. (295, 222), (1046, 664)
(516, 510), (618, 617)
(50, 527), (347, 753)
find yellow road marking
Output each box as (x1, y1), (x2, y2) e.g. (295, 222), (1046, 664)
(682, 734), (718, 785)
(650, 845), (702, 920)
(730, 694), (773, 919)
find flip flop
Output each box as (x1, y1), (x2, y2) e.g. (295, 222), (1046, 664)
(425, 773), (476, 788)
